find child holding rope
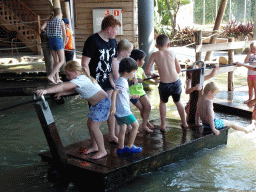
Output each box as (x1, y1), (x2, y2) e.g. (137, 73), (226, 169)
(146, 34), (188, 131)
(129, 49), (159, 133)
(41, 8), (66, 85)
(244, 42), (256, 104)
(36, 61), (110, 160)
(185, 63), (219, 119)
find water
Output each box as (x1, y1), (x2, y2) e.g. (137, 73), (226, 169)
(1, 87), (256, 192)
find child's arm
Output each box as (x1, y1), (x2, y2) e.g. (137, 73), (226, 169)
(142, 70), (159, 85)
(207, 104), (220, 135)
(145, 53), (158, 77)
(185, 79), (202, 94)
(204, 63), (219, 81)
(41, 21), (47, 31)
(235, 62), (256, 71)
(112, 58), (119, 80)
(61, 21), (67, 46)
(55, 89), (77, 99)
(130, 94), (140, 99)
(81, 56), (91, 75)
(175, 58), (181, 74)
(109, 73), (115, 89)
(244, 50), (253, 63)
(110, 89), (119, 116)
(36, 82), (77, 97)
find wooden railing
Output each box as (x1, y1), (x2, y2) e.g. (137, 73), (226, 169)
(0, 0), (41, 53)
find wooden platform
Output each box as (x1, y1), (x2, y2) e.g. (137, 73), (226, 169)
(39, 118), (229, 190)
(213, 90), (253, 118)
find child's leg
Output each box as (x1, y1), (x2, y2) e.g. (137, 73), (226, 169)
(159, 100), (167, 131)
(246, 79), (253, 102)
(174, 101), (189, 128)
(118, 124), (127, 149)
(224, 120), (249, 133)
(106, 89), (118, 143)
(86, 118), (107, 159)
(48, 50), (65, 83)
(135, 96), (153, 132)
(252, 79), (256, 100)
(127, 120), (139, 148)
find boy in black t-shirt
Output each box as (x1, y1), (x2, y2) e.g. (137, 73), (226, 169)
(81, 15), (121, 144)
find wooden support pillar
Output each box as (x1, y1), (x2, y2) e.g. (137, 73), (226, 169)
(228, 37), (234, 91)
(188, 61), (205, 124)
(34, 96), (68, 167)
(195, 30), (202, 61)
(40, 32), (54, 76)
(204, 0), (228, 61)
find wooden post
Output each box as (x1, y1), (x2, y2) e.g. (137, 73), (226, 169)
(204, 0), (228, 61)
(228, 37), (234, 91)
(195, 30), (202, 61)
(34, 97), (68, 167)
(37, 15), (42, 55)
(40, 32), (54, 76)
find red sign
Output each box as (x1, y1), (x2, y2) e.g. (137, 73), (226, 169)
(113, 10), (119, 16)
(105, 10), (110, 16)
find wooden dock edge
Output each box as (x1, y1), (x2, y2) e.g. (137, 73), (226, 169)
(213, 102), (252, 118)
(39, 127), (229, 190)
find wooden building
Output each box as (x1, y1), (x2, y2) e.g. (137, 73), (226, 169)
(0, 0), (139, 54)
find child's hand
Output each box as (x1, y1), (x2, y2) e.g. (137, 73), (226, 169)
(54, 92), (63, 100)
(36, 89), (47, 97)
(131, 95), (140, 99)
(196, 122), (203, 127)
(195, 84), (202, 91)
(234, 62), (242, 67)
(155, 79), (160, 85)
(214, 63), (219, 69)
(213, 129), (220, 136)
(110, 106), (116, 116)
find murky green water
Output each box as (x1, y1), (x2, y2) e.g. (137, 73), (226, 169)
(1, 85), (256, 191)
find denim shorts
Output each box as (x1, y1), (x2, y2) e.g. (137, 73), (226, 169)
(48, 37), (64, 51)
(115, 114), (136, 125)
(88, 98), (110, 122)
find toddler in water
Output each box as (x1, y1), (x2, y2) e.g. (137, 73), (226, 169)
(110, 58), (142, 154)
(36, 61), (110, 159)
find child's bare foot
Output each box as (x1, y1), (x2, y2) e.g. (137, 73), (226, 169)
(84, 146), (98, 155)
(48, 76), (57, 84)
(91, 151), (107, 160)
(160, 124), (166, 132)
(244, 123), (256, 133)
(142, 126), (153, 133)
(109, 135), (118, 144)
(181, 122), (189, 128)
(147, 122), (154, 129)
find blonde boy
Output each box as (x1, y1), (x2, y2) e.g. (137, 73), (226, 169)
(146, 34), (188, 131)
(196, 82), (250, 135)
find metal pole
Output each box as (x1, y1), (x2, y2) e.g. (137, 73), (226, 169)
(138, 0), (154, 68)
(69, 0), (76, 59)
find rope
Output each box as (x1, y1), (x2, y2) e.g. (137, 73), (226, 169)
(0, 43), (41, 51)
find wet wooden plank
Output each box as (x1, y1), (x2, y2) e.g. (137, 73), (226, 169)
(39, 118), (229, 190)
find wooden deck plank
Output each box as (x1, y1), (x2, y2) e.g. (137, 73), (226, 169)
(39, 118), (229, 190)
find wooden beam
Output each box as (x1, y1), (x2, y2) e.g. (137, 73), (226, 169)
(204, 0), (228, 61)
(204, 65), (236, 76)
(196, 40), (256, 53)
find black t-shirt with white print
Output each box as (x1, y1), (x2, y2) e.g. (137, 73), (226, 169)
(82, 33), (117, 91)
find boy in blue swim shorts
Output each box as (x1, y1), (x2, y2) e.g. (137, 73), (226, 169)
(110, 58), (142, 154)
(196, 82), (250, 135)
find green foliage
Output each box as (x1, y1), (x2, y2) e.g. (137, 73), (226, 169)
(154, 0), (191, 36)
